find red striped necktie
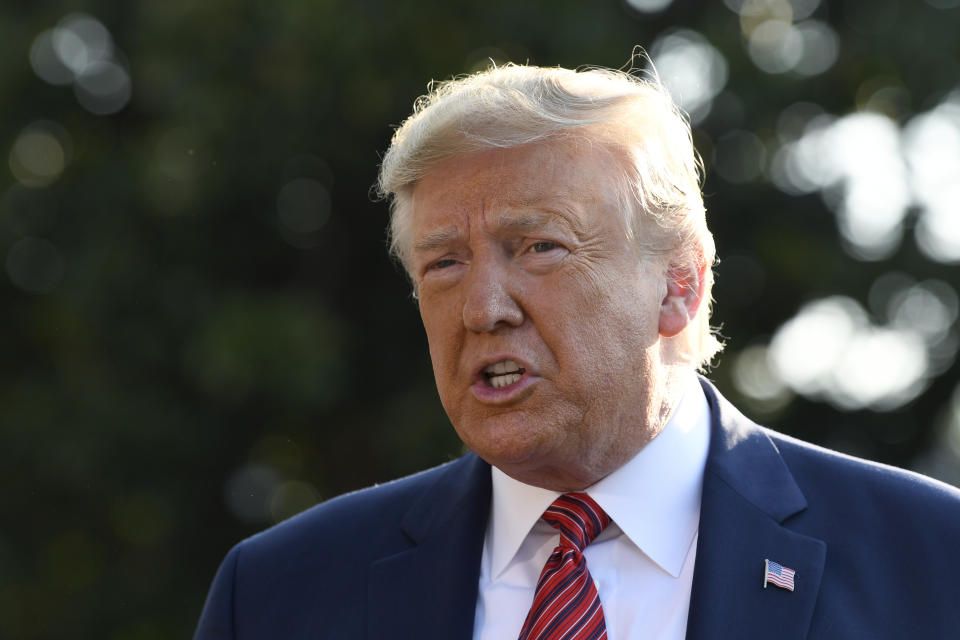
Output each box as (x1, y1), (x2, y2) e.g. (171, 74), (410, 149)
(517, 493), (612, 640)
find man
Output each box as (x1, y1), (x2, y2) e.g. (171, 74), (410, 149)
(195, 63), (960, 639)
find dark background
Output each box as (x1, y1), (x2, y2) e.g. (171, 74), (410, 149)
(2, 1), (959, 637)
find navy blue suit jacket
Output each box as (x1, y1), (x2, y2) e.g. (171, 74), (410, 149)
(195, 379), (960, 638)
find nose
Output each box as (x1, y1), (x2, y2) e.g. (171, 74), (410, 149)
(461, 254), (524, 333)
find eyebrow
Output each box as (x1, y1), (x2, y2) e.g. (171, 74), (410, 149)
(502, 202), (588, 238)
(497, 211), (553, 232)
(413, 226), (460, 254)
(412, 202), (587, 255)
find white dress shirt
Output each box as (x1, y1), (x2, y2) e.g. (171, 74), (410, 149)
(472, 373), (710, 639)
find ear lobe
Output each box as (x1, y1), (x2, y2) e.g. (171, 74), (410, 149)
(659, 259), (706, 338)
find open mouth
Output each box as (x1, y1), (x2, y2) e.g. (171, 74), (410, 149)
(482, 359), (527, 389)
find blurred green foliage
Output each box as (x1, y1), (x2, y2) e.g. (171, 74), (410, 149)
(1, 0), (959, 637)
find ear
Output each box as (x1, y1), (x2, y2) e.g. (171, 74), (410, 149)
(659, 255), (706, 338)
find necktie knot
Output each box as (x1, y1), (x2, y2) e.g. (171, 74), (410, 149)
(542, 493), (611, 552)
(518, 492), (611, 640)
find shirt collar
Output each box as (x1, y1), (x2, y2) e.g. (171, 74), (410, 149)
(487, 373), (710, 579)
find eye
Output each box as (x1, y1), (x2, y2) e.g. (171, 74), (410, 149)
(529, 241), (558, 253)
(429, 258), (458, 270)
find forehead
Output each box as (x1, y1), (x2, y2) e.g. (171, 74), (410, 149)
(410, 140), (621, 239)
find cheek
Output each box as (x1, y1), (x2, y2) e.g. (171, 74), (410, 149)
(419, 300), (461, 382)
(419, 293), (450, 341)
(554, 280), (660, 371)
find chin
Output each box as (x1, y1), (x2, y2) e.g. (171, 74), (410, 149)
(455, 414), (556, 467)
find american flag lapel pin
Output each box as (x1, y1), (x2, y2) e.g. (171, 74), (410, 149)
(764, 559), (796, 591)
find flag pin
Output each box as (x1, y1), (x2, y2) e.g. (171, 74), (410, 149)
(764, 559), (796, 591)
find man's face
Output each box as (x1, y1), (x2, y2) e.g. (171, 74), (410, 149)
(409, 140), (675, 491)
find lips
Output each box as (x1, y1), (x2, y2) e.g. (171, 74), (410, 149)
(483, 359), (526, 388)
(470, 355), (537, 404)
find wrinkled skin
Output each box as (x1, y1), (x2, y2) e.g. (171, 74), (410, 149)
(409, 139), (702, 491)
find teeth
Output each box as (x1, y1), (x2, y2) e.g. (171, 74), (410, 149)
(490, 373), (521, 388)
(482, 360), (525, 389)
(484, 359), (520, 376)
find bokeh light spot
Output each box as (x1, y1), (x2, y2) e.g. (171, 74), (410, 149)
(774, 112), (909, 259)
(732, 344), (793, 412)
(29, 13), (130, 116)
(769, 296), (943, 410)
(650, 29), (728, 123)
(625, 0), (675, 13)
(51, 28), (89, 75)
(738, 0), (795, 34)
(946, 385), (960, 460)
(270, 481), (320, 523)
(915, 201), (960, 264)
(52, 13), (113, 75)
(225, 465), (280, 524)
(904, 99), (960, 263)
(771, 94), (960, 263)
(748, 20), (803, 74)
(792, 20), (839, 76)
(888, 280), (958, 346)
(832, 327), (927, 411)
(8, 122), (71, 188)
(29, 30), (74, 85)
(74, 60), (132, 115)
(277, 178), (331, 235)
(770, 296), (861, 396)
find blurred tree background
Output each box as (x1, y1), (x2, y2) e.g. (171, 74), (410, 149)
(2, 0), (959, 637)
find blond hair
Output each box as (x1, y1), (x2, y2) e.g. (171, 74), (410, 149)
(377, 62), (722, 368)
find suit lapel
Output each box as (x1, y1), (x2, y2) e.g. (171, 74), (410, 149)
(367, 453), (491, 640)
(366, 380), (828, 639)
(686, 380), (826, 640)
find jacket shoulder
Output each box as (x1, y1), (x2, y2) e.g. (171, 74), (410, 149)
(761, 429), (960, 634)
(242, 454), (472, 558)
(766, 427), (960, 518)
(194, 454), (486, 639)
